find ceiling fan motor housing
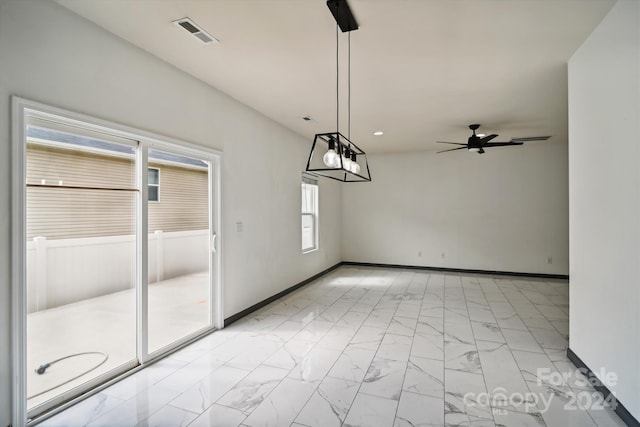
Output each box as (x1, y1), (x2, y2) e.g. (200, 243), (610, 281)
(468, 134), (480, 150)
(467, 124), (481, 151)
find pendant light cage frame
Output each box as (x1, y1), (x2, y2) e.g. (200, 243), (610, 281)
(305, 0), (371, 183)
(306, 132), (371, 182)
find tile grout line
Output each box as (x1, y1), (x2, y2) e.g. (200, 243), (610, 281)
(484, 276), (571, 424)
(337, 266), (394, 426)
(483, 276), (547, 424)
(459, 274), (498, 426)
(390, 270), (426, 425)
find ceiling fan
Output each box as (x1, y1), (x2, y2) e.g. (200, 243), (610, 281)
(436, 124), (550, 154)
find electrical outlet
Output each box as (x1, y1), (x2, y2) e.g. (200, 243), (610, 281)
(546, 256), (553, 264)
(236, 222), (243, 232)
(418, 251), (422, 257)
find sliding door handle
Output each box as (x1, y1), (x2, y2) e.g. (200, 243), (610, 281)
(211, 233), (217, 253)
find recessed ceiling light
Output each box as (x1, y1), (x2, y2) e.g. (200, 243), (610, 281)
(373, 131), (384, 136)
(477, 133), (486, 137)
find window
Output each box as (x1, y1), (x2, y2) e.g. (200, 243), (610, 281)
(148, 167), (159, 202)
(301, 175), (318, 252)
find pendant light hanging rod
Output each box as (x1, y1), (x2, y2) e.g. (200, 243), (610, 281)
(336, 21), (340, 145)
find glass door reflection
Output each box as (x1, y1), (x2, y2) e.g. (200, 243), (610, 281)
(146, 149), (212, 353)
(25, 119), (138, 409)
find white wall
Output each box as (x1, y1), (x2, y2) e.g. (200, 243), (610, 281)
(568, 0), (640, 420)
(222, 123), (342, 315)
(343, 143), (569, 275)
(0, 1), (342, 424)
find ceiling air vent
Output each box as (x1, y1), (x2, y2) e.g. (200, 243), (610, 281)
(173, 17), (218, 44)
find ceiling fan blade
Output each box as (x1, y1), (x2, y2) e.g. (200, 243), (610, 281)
(511, 136), (551, 142)
(483, 142), (524, 147)
(436, 141), (467, 146)
(479, 134), (498, 144)
(437, 146), (468, 154)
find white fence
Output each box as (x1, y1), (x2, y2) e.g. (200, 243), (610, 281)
(26, 229), (209, 313)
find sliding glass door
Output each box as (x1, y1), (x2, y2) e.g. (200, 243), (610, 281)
(25, 117), (139, 410)
(16, 101), (221, 419)
(146, 148), (214, 354)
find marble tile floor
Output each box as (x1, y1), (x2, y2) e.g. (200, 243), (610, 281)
(38, 266), (627, 427)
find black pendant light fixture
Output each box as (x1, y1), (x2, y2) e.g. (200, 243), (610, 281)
(305, 0), (372, 183)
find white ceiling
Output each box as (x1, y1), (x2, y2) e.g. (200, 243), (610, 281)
(56, 0), (614, 154)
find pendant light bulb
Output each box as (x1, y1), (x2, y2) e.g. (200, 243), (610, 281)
(351, 152), (360, 174)
(323, 139), (340, 168)
(342, 146), (353, 171)
(342, 156), (351, 171)
(323, 149), (339, 168)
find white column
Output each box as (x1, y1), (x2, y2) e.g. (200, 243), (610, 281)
(155, 230), (164, 283)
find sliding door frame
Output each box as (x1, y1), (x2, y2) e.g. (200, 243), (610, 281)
(11, 97), (223, 426)
(142, 140), (223, 361)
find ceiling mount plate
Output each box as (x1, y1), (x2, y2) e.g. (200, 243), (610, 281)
(326, 0), (359, 32)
